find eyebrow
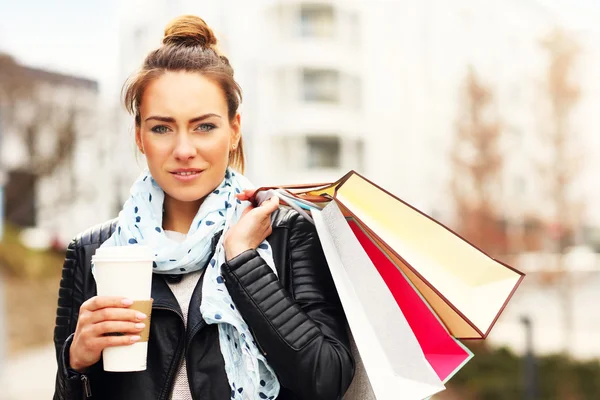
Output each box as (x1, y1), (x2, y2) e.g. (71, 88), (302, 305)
(144, 113), (222, 123)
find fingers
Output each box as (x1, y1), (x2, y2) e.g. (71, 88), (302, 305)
(85, 334), (142, 352)
(71, 297), (150, 371)
(235, 193), (249, 201)
(242, 189), (256, 197)
(243, 195), (278, 222)
(85, 307), (147, 325)
(92, 320), (146, 337)
(235, 189), (256, 202)
(83, 296), (133, 312)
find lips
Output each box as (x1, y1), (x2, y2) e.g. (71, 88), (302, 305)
(169, 169), (204, 181)
(170, 168), (203, 175)
(173, 171), (200, 176)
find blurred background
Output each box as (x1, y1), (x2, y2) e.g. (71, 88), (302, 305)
(1, 0), (600, 398)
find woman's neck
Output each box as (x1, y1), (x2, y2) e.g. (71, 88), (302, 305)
(162, 195), (203, 234)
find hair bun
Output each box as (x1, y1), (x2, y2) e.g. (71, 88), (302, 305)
(163, 15), (218, 49)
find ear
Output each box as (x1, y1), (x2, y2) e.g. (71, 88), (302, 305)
(135, 125), (144, 154)
(230, 113), (241, 150)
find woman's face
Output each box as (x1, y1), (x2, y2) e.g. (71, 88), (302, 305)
(136, 71), (240, 205)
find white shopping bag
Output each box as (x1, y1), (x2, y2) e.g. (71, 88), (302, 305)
(343, 331), (376, 400)
(313, 203), (445, 400)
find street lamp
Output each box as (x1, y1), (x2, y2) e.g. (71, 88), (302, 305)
(0, 110), (5, 379)
(520, 315), (537, 400)
(0, 108), (5, 241)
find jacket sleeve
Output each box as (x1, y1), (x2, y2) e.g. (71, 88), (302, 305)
(221, 213), (355, 400)
(53, 239), (89, 400)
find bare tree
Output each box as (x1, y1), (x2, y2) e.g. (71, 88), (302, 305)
(537, 28), (583, 355)
(450, 66), (506, 257)
(0, 53), (91, 225)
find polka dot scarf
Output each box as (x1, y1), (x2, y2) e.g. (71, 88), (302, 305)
(101, 167), (280, 400)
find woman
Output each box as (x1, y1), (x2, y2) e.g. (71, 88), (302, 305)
(53, 15), (354, 400)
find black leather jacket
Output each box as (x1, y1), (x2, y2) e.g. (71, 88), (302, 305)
(53, 207), (354, 400)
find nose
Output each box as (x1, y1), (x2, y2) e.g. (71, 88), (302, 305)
(173, 133), (197, 161)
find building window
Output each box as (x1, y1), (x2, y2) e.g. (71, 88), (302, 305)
(349, 76), (362, 110)
(4, 170), (36, 227)
(355, 139), (364, 172)
(514, 176), (526, 196)
(307, 136), (340, 169)
(299, 4), (335, 38)
(302, 69), (340, 103)
(133, 26), (145, 46)
(348, 12), (360, 46)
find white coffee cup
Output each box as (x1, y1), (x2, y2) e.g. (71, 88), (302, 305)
(92, 245), (155, 372)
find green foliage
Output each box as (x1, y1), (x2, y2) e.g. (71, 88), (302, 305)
(446, 343), (600, 400)
(0, 222), (64, 279)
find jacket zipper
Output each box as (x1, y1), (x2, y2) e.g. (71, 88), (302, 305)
(186, 318), (208, 400)
(249, 326), (268, 357)
(153, 305), (186, 400)
(81, 374), (92, 399)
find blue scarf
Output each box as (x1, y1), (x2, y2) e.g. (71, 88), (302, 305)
(100, 167), (280, 399)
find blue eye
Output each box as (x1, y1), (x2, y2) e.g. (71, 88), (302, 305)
(151, 125), (169, 134)
(196, 123), (216, 132)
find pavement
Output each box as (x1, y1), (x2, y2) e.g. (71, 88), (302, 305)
(0, 343), (56, 400)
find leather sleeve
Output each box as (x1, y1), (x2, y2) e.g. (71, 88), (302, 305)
(53, 239), (86, 399)
(222, 213), (355, 400)
(52, 220), (118, 399)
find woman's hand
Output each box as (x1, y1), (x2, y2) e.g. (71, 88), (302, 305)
(223, 191), (280, 261)
(69, 296), (147, 372)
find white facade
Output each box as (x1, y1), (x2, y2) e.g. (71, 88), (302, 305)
(114, 0), (600, 229)
(2, 0), (593, 246)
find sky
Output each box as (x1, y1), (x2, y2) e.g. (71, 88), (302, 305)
(0, 0), (120, 103)
(0, 0), (599, 104)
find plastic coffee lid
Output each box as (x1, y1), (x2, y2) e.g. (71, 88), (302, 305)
(92, 245), (155, 262)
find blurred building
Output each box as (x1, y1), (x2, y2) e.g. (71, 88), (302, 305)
(113, 0), (600, 360)
(0, 61), (113, 246)
(116, 0), (600, 228)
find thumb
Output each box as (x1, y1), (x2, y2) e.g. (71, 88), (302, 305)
(260, 195), (280, 214)
(268, 196), (279, 214)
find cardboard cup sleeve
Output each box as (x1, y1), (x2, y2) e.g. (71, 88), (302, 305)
(129, 300), (152, 342)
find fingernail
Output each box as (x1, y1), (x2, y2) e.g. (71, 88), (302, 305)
(136, 312), (147, 320)
(135, 323), (146, 329)
(130, 335), (141, 342)
(122, 298), (134, 306)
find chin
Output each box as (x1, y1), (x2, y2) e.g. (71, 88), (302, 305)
(166, 188), (212, 203)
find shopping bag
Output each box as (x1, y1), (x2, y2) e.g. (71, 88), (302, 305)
(313, 202), (445, 400)
(343, 331), (377, 400)
(284, 171), (525, 339)
(348, 219), (473, 381)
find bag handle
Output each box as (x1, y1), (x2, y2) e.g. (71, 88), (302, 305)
(270, 182), (332, 190)
(251, 186), (331, 205)
(254, 189), (316, 224)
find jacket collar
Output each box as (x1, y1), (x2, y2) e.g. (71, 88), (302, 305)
(150, 273), (182, 314)
(150, 231), (223, 324)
